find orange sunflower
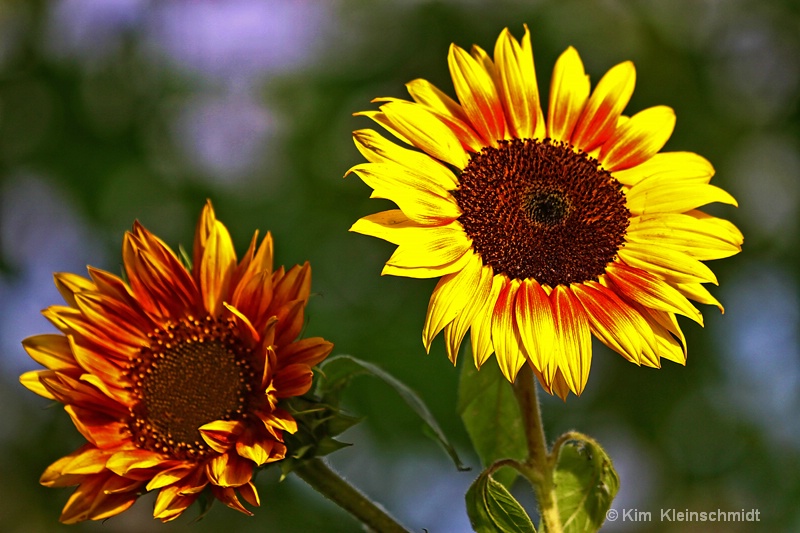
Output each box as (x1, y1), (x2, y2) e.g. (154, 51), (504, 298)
(20, 201), (333, 523)
(348, 26), (742, 399)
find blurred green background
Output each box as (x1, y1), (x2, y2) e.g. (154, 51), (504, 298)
(1, 0), (798, 532)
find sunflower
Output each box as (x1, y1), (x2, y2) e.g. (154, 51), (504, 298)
(20, 201), (333, 523)
(348, 26), (741, 399)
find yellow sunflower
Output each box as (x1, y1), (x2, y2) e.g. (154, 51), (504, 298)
(348, 26), (742, 399)
(20, 201), (333, 523)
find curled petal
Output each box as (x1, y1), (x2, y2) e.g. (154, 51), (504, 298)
(206, 453), (253, 488)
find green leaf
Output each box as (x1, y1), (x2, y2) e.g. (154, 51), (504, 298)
(457, 361), (526, 488)
(318, 354), (467, 471)
(553, 437), (620, 533)
(466, 470), (536, 533)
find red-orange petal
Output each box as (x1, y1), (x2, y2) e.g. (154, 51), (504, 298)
(206, 453), (253, 487)
(571, 61), (636, 151)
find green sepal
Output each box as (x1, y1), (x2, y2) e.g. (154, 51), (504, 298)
(279, 395), (361, 477)
(191, 490), (214, 523)
(466, 469), (536, 533)
(178, 244), (193, 270)
(457, 361), (526, 488)
(317, 354), (467, 471)
(553, 435), (620, 533)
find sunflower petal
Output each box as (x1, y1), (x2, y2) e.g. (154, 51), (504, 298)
(676, 282), (724, 313)
(449, 43), (506, 143)
(379, 100), (470, 168)
(352, 128), (458, 187)
(571, 61), (636, 151)
(22, 334), (76, 371)
(470, 274), (505, 368)
(515, 279), (557, 383)
(600, 106), (676, 171)
(494, 26), (544, 139)
(347, 162), (461, 224)
(547, 46), (590, 142)
(572, 281), (657, 365)
(385, 224), (472, 269)
(381, 252), (473, 279)
(235, 429), (282, 466)
(491, 278), (526, 382)
(423, 253), (484, 352)
(53, 272), (95, 307)
(618, 243), (719, 285)
(551, 286), (592, 396)
(626, 179), (738, 215)
(442, 261), (494, 364)
(198, 219), (237, 317)
(206, 453), (253, 487)
(605, 262), (703, 324)
(406, 78), (469, 123)
(626, 213), (743, 260)
(612, 151), (714, 187)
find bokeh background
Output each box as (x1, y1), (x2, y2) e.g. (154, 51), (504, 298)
(1, 1), (798, 532)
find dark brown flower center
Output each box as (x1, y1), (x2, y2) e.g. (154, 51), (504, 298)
(453, 138), (629, 287)
(127, 316), (258, 460)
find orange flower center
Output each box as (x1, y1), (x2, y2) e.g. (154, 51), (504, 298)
(127, 316), (258, 460)
(453, 138), (630, 287)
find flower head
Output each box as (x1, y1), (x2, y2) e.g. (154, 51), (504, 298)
(20, 201), (333, 522)
(348, 26), (742, 399)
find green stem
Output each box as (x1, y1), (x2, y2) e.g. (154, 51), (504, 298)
(293, 458), (413, 533)
(513, 366), (563, 533)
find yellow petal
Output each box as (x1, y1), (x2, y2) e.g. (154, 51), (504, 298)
(423, 253), (484, 351)
(381, 252), (472, 279)
(618, 242), (719, 285)
(198, 220), (237, 317)
(547, 46), (590, 143)
(206, 453), (252, 487)
(572, 61), (636, 152)
(551, 286), (592, 396)
(354, 109), (414, 145)
(406, 78), (469, 124)
(442, 261), (494, 364)
(494, 26), (545, 139)
(53, 272), (95, 308)
(515, 279), (557, 383)
(686, 210), (744, 244)
(349, 210), (417, 245)
(605, 262), (703, 325)
(625, 178), (738, 215)
(626, 213), (742, 260)
(380, 100), (470, 168)
(106, 449), (166, 475)
(20, 370), (55, 399)
(612, 151), (714, 187)
(639, 308), (687, 365)
(352, 128), (458, 188)
(235, 431), (280, 466)
(676, 282), (724, 313)
(491, 278), (526, 382)
(470, 274), (505, 368)
(199, 420), (245, 453)
(599, 106), (676, 171)
(145, 464), (196, 491)
(385, 224), (471, 269)
(572, 281), (657, 365)
(448, 43), (505, 144)
(22, 334), (76, 371)
(347, 162), (460, 224)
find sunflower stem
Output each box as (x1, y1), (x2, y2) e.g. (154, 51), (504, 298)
(293, 457), (412, 533)
(513, 366), (563, 533)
